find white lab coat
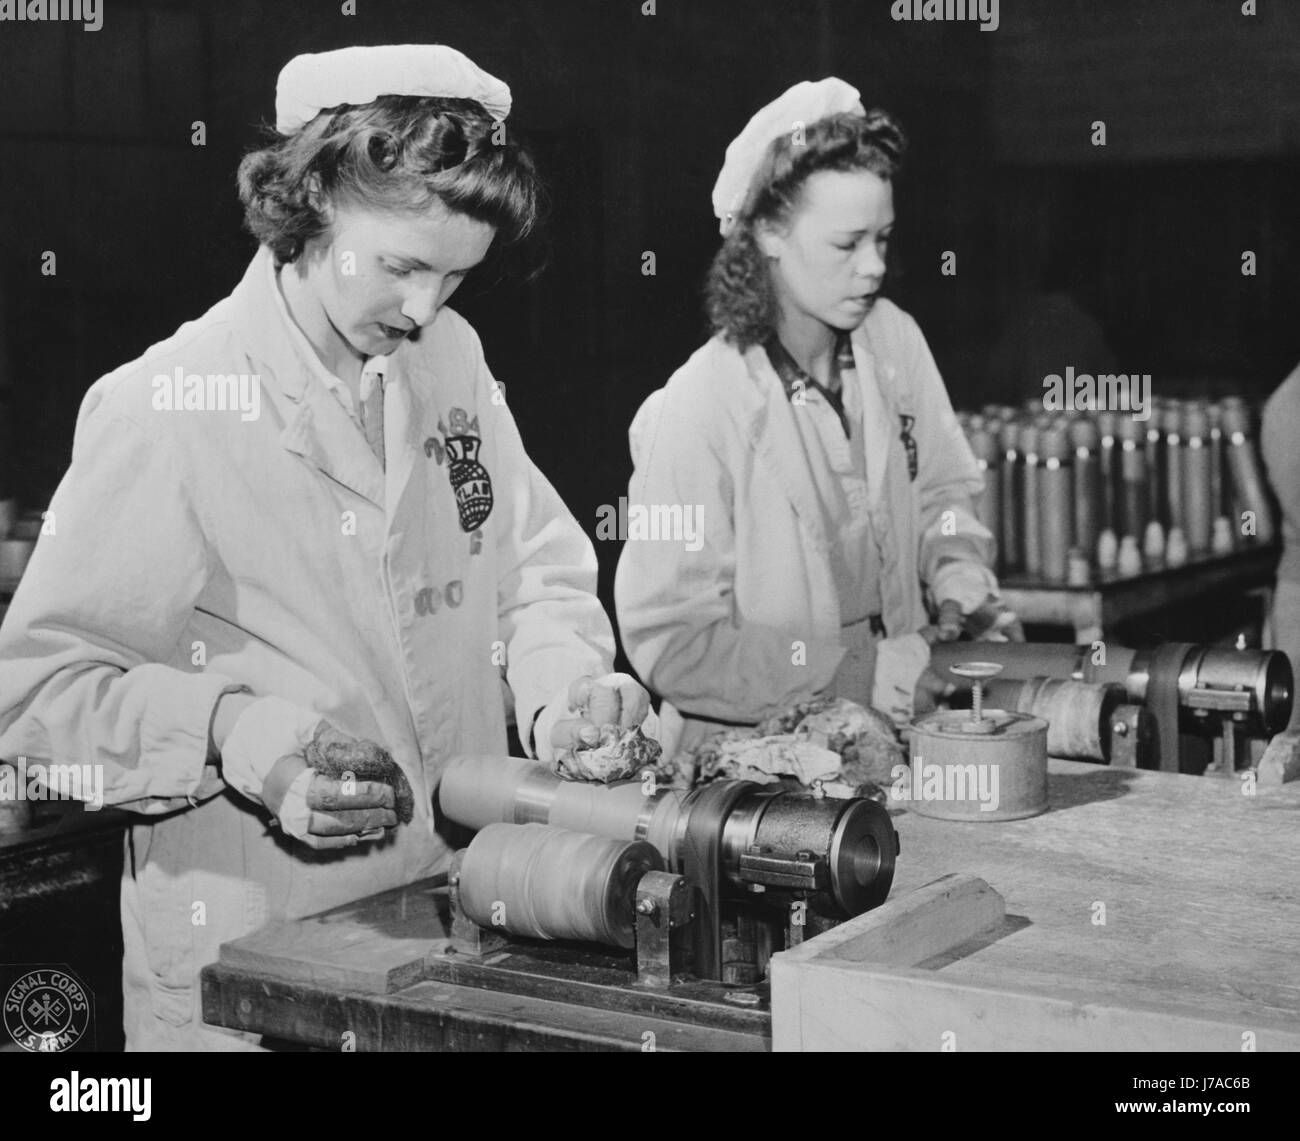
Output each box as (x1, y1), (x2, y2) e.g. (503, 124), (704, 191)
(614, 298), (992, 730)
(0, 248), (613, 1049)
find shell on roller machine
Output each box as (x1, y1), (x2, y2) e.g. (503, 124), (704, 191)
(555, 725), (662, 783)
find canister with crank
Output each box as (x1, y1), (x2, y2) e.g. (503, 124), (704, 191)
(907, 662), (1049, 822)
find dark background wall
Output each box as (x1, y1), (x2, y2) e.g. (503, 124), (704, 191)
(2, 0), (1299, 634)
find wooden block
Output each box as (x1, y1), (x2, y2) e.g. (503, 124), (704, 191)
(773, 875), (1005, 1053)
(778, 874), (1005, 969)
(774, 760), (1300, 1051)
(1256, 730), (1300, 786)
(216, 879), (449, 995)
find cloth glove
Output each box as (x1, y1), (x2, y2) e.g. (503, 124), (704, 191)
(220, 697), (403, 849)
(532, 672), (655, 767)
(929, 560), (1024, 642)
(871, 633), (933, 726)
(930, 560), (1000, 614)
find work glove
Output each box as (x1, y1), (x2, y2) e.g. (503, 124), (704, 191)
(871, 633), (957, 726)
(928, 561), (1025, 643)
(532, 672), (656, 769)
(220, 697), (408, 850)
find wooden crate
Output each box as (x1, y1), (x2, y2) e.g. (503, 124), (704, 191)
(773, 761), (1300, 1051)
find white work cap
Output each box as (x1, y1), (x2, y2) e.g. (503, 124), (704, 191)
(275, 44), (512, 135)
(711, 78), (865, 236)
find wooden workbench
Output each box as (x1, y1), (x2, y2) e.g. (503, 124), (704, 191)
(200, 879), (771, 1051)
(202, 760), (1300, 1051)
(774, 759), (1300, 1050)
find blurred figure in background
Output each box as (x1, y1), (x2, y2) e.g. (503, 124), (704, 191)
(1262, 358), (1300, 730)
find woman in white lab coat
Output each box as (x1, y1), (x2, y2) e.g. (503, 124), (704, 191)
(0, 45), (647, 1050)
(615, 80), (1017, 757)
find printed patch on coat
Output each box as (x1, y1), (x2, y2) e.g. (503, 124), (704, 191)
(435, 407), (494, 531)
(899, 414), (918, 481)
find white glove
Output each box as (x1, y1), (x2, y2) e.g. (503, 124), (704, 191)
(871, 634), (932, 726)
(532, 672), (655, 765)
(220, 697), (402, 845)
(930, 561), (1025, 643)
(930, 560), (1000, 615)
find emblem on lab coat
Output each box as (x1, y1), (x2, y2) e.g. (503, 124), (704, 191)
(899, 414), (918, 481)
(436, 407), (494, 531)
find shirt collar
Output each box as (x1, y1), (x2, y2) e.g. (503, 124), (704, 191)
(360, 356), (388, 404)
(765, 332), (855, 437)
(266, 254), (386, 416)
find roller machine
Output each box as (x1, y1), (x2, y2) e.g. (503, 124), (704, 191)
(930, 639), (1292, 772)
(198, 647), (1293, 1049)
(429, 755), (899, 1016)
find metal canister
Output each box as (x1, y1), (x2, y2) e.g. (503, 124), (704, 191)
(1206, 400), (1226, 519)
(1117, 414), (1147, 540)
(1096, 409), (1119, 536)
(1222, 397), (1275, 544)
(1145, 401), (1166, 530)
(1182, 401), (1212, 553)
(1019, 422), (1042, 576)
(1069, 417), (1100, 560)
(907, 663), (1048, 822)
(1038, 424), (1071, 583)
(999, 418), (1022, 571)
(906, 708), (1048, 822)
(1162, 400), (1185, 536)
(968, 426), (1001, 573)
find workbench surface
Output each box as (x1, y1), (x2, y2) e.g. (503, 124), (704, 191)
(203, 761), (1300, 1051)
(773, 759), (1300, 1050)
(892, 760), (1300, 1008)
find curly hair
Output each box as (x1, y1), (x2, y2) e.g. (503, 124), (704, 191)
(705, 108), (908, 351)
(237, 94), (543, 269)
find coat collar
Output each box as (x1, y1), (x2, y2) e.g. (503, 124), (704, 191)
(740, 343), (832, 551)
(230, 247), (416, 510)
(848, 319), (896, 508)
(736, 312), (898, 547)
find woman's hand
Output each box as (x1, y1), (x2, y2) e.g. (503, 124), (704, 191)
(919, 599), (964, 645)
(964, 597), (1026, 642)
(912, 666), (955, 717)
(215, 696), (408, 847)
(261, 753), (397, 850)
(921, 596), (1025, 644)
(534, 673), (653, 762)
